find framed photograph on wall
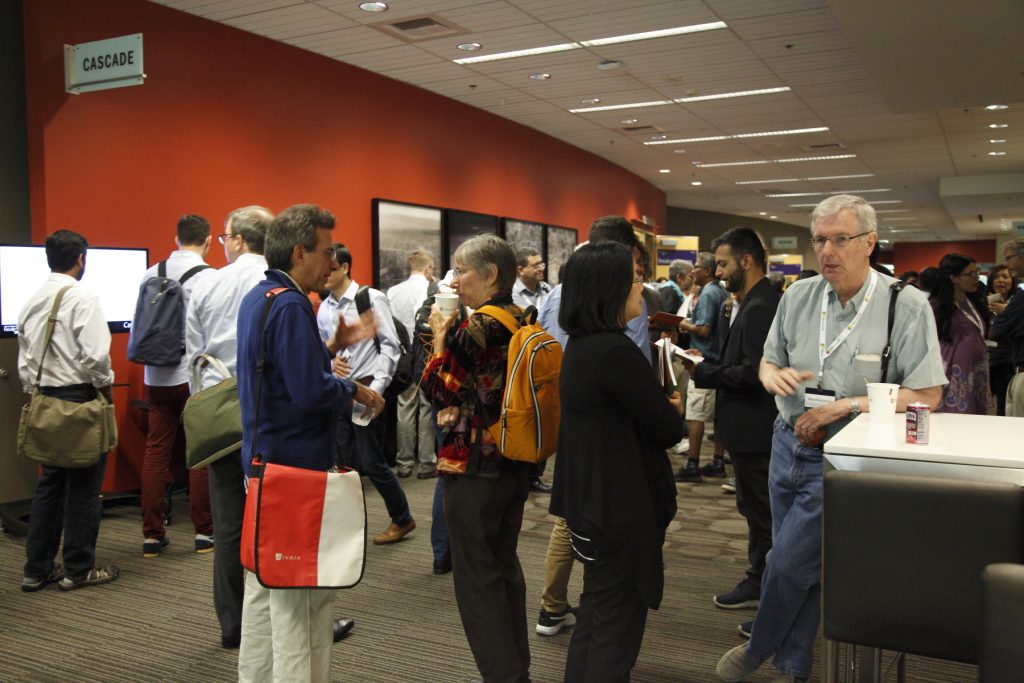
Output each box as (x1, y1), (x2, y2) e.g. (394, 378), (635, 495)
(544, 225), (578, 285)
(372, 199), (443, 292)
(444, 209), (499, 272)
(501, 218), (545, 258)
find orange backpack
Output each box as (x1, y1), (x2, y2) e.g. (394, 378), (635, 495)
(475, 305), (562, 463)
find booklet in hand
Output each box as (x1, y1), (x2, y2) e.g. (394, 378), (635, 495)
(649, 311), (684, 330)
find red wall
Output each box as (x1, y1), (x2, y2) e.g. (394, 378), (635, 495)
(22, 0), (666, 487)
(892, 240), (998, 275)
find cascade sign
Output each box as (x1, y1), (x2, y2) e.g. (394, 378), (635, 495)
(64, 34), (145, 94)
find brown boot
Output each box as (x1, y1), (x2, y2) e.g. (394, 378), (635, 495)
(372, 519), (416, 545)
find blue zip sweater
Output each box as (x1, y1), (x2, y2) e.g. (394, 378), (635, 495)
(237, 269), (356, 475)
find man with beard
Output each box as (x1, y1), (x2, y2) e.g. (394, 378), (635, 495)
(682, 227), (778, 637)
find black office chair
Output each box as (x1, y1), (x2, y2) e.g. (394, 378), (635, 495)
(980, 563), (1024, 682)
(823, 470), (1024, 681)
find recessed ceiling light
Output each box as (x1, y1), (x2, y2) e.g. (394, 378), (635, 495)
(990, 123), (1009, 129)
(645, 126), (829, 145)
(986, 104), (1009, 111)
(770, 215), (778, 220)
(990, 139), (1007, 144)
(759, 211), (767, 216)
(673, 149), (687, 154)
(989, 151), (1007, 156)
(529, 72), (551, 81)
(581, 97), (601, 105)
(457, 42), (482, 51)
(453, 21), (726, 64)
(659, 169), (671, 174)
(359, 2), (388, 11)
(620, 117), (638, 125)
(691, 180), (702, 186)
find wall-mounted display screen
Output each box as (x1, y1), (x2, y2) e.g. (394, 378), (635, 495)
(0, 245), (150, 338)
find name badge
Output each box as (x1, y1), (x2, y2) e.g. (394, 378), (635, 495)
(804, 387), (837, 409)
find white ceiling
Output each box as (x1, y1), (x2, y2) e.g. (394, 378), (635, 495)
(150, 0), (1024, 243)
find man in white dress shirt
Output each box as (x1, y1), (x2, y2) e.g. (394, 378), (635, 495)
(386, 249), (436, 478)
(185, 205), (271, 648)
(512, 247), (551, 311)
(318, 243), (416, 545)
(19, 230), (118, 591)
(137, 215), (216, 558)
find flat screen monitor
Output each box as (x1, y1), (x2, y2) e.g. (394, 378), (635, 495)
(0, 244), (150, 338)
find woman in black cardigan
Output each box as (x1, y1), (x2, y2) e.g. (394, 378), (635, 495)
(549, 242), (685, 682)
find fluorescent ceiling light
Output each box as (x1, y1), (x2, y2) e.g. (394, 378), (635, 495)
(735, 178), (800, 185)
(870, 200), (904, 204)
(989, 151), (1008, 156)
(883, 217), (919, 221)
(570, 87), (790, 113)
(805, 173), (875, 181)
(990, 139), (1007, 143)
(645, 127), (828, 145)
(659, 169), (671, 174)
(691, 180), (702, 186)
(454, 21), (726, 64)
(990, 123), (1009, 129)
(735, 173), (875, 185)
(764, 188), (891, 198)
(674, 87), (790, 103)
(694, 154), (856, 168)
(570, 100), (672, 113)
(986, 104), (1008, 111)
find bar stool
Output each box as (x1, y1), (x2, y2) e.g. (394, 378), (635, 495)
(822, 470), (1024, 682)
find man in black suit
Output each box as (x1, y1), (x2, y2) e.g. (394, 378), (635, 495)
(683, 227), (779, 636)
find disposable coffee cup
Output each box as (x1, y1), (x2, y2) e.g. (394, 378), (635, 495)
(351, 400), (374, 427)
(436, 292), (459, 314)
(866, 382), (899, 422)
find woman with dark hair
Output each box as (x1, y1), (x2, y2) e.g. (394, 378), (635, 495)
(420, 234), (533, 683)
(550, 242), (684, 682)
(986, 264), (1020, 415)
(929, 253), (992, 414)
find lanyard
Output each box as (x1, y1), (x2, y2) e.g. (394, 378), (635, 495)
(958, 299), (984, 335)
(818, 270), (878, 388)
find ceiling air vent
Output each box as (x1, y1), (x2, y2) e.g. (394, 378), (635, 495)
(370, 14), (467, 43)
(619, 125), (666, 135)
(800, 142), (846, 151)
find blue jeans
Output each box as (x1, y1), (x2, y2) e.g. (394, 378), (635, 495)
(746, 417), (823, 679)
(24, 454), (108, 579)
(431, 476), (450, 564)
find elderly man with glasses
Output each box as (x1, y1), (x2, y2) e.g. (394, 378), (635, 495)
(715, 194), (946, 683)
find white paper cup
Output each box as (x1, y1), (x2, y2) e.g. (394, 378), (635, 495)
(351, 400), (374, 427)
(866, 382), (899, 422)
(436, 292), (459, 314)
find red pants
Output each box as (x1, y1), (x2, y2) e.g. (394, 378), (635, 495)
(141, 383), (212, 539)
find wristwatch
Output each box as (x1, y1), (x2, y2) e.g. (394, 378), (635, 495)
(848, 397), (861, 419)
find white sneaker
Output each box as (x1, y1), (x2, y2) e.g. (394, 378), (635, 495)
(668, 438), (690, 454)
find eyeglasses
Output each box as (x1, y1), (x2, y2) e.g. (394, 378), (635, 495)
(217, 233), (241, 245)
(958, 270), (980, 279)
(451, 267), (469, 278)
(310, 247), (337, 262)
(810, 232), (872, 250)
(529, 261), (546, 270)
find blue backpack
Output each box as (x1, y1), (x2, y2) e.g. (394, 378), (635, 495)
(128, 260), (210, 366)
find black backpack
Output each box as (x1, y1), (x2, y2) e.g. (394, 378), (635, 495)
(354, 286), (414, 395)
(128, 261), (211, 366)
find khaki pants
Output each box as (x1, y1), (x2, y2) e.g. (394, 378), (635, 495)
(540, 516), (575, 614)
(238, 572), (335, 683)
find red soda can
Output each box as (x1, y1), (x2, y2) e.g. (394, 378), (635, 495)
(906, 402), (930, 444)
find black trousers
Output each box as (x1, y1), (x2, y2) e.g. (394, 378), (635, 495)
(564, 560), (649, 683)
(444, 468), (531, 683)
(732, 450), (773, 587)
(208, 452), (245, 642)
(336, 412), (412, 526)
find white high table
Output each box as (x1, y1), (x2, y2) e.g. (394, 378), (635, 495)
(822, 412), (1024, 683)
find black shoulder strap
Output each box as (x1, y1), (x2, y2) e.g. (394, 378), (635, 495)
(354, 286), (382, 355)
(879, 281), (906, 384)
(157, 260), (167, 278)
(179, 264), (211, 285)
